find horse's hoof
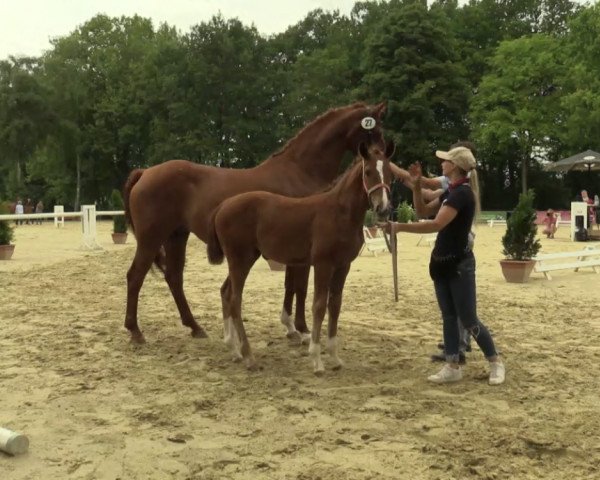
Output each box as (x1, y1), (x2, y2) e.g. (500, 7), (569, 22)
(246, 361), (260, 371)
(191, 328), (208, 339)
(331, 363), (343, 371)
(313, 368), (325, 377)
(286, 331), (302, 343)
(300, 333), (311, 345)
(129, 332), (146, 344)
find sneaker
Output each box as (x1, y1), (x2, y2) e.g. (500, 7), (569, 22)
(427, 364), (462, 384)
(430, 352), (466, 365)
(489, 362), (505, 386)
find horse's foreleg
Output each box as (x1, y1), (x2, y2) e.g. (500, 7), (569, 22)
(280, 266), (311, 344)
(309, 264), (334, 375)
(280, 267), (298, 340)
(164, 231), (207, 339)
(327, 264), (351, 370)
(293, 265), (311, 343)
(125, 247), (157, 344)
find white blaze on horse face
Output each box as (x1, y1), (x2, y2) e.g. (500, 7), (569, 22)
(375, 160), (389, 210)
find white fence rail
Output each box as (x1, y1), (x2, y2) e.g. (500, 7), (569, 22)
(0, 206), (125, 251)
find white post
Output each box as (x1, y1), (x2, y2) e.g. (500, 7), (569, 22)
(0, 427), (29, 455)
(54, 205), (65, 228)
(571, 202), (588, 241)
(81, 205), (102, 250)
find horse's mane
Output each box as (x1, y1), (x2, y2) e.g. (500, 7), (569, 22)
(271, 102), (367, 158)
(314, 156), (363, 195)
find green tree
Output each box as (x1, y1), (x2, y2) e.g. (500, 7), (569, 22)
(360, 0), (471, 170)
(470, 34), (564, 195)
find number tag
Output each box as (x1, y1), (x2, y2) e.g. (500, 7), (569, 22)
(361, 117), (376, 130)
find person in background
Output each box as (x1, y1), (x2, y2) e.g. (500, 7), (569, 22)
(380, 146), (505, 385)
(14, 199), (24, 225)
(542, 209), (558, 239)
(35, 200), (44, 225)
(581, 190), (595, 228)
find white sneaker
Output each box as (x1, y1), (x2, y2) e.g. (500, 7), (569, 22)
(427, 364), (462, 384)
(489, 362), (505, 385)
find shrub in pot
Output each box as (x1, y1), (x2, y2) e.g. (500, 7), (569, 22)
(110, 189), (128, 244)
(500, 189), (541, 283)
(0, 204), (16, 260)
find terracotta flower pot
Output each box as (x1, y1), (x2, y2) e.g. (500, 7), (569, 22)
(499, 259), (536, 283)
(0, 244), (15, 260)
(112, 232), (128, 244)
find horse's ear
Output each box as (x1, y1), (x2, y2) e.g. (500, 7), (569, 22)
(358, 142), (369, 159)
(385, 139), (395, 159)
(374, 101), (387, 119)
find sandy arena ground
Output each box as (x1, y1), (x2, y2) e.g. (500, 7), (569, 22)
(1, 220), (600, 479)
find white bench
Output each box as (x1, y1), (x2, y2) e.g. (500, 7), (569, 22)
(360, 227), (389, 256)
(416, 233), (437, 247)
(533, 246), (600, 280)
(487, 219), (506, 228)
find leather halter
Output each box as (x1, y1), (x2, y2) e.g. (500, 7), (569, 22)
(362, 159), (390, 198)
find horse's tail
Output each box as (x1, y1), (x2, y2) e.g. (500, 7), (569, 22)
(122, 168), (166, 274)
(206, 208), (224, 265)
(123, 168), (144, 234)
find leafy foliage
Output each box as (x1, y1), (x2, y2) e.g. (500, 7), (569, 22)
(363, 209), (376, 228)
(110, 189), (127, 234)
(396, 201), (417, 223)
(0, 204), (15, 245)
(502, 190), (541, 260)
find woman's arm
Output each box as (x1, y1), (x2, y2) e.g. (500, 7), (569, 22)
(381, 204), (458, 235)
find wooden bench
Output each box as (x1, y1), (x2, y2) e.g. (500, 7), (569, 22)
(360, 227), (389, 256)
(533, 246), (600, 280)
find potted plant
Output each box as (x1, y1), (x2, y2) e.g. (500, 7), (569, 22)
(110, 189), (128, 244)
(499, 189), (541, 283)
(364, 209), (379, 237)
(0, 204), (16, 260)
(396, 201), (417, 223)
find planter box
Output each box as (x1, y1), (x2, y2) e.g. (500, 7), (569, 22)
(0, 244), (15, 260)
(112, 232), (128, 244)
(499, 259), (536, 283)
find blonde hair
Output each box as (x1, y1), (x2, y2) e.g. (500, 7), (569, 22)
(469, 169), (481, 222)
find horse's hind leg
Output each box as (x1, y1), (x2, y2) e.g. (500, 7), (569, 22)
(163, 230), (207, 338)
(125, 246), (159, 344)
(220, 276), (240, 359)
(326, 264), (351, 370)
(308, 264), (334, 375)
(228, 251), (261, 370)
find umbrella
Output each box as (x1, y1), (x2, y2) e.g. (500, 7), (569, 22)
(545, 149), (600, 173)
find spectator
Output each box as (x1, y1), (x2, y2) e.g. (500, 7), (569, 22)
(14, 200), (24, 225)
(542, 209), (557, 239)
(35, 200), (44, 225)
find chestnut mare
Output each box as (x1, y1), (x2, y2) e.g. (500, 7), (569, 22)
(206, 141), (394, 373)
(123, 102), (386, 344)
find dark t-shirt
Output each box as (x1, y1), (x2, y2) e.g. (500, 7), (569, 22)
(432, 184), (474, 258)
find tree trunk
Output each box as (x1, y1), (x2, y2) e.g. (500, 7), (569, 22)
(521, 156), (528, 194)
(75, 153), (81, 211)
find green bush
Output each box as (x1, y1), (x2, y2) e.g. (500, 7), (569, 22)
(364, 209), (376, 227)
(502, 190), (541, 261)
(110, 189), (128, 234)
(396, 201), (417, 223)
(0, 204), (15, 245)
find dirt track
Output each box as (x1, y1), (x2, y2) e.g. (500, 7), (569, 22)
(1, 221), (600, 479)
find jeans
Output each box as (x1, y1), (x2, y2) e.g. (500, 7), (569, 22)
(433, 253), (497, 363)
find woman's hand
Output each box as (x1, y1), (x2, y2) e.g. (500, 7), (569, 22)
(408, 162), (422, 189)
(377, 221), (404, 234)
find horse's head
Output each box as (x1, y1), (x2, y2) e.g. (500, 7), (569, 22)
(359, 139), (395, 218)
(346, 102), (387, 153)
